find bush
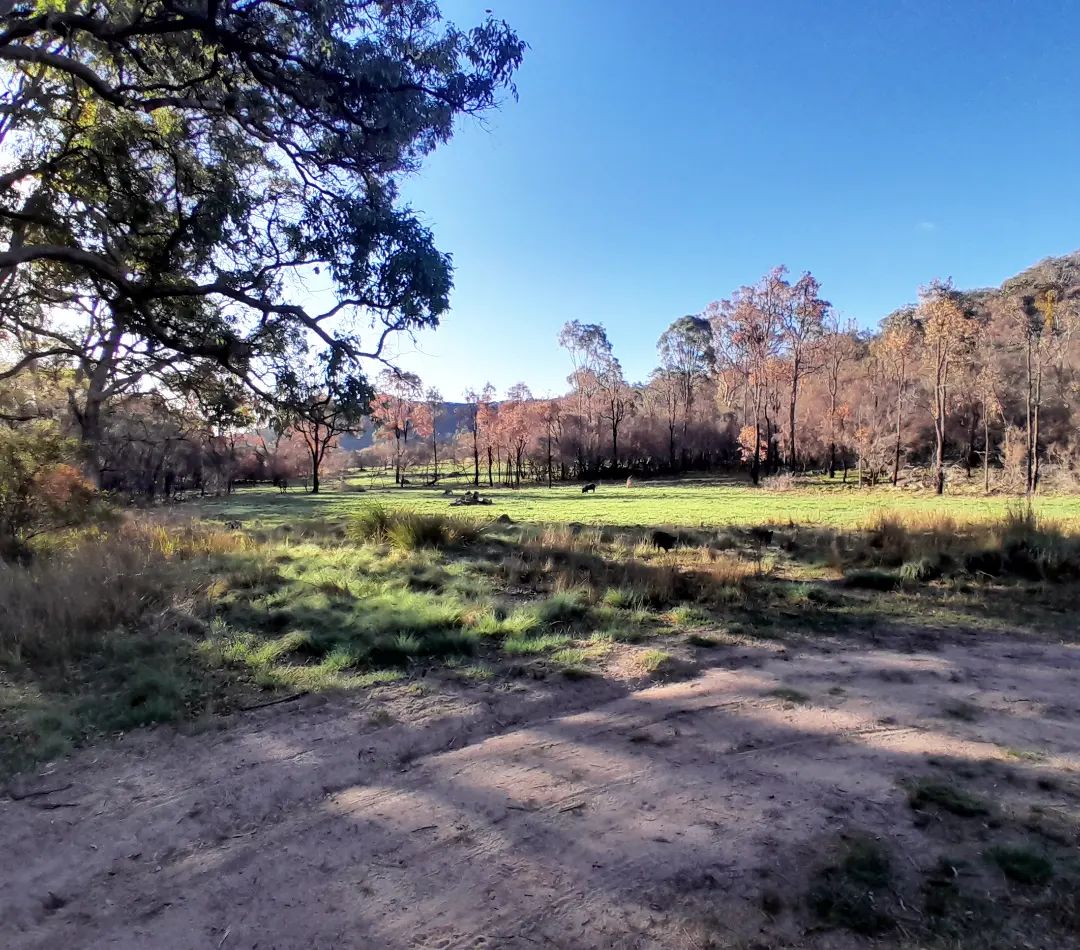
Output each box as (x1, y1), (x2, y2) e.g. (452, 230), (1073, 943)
(0, 423), (97, 560)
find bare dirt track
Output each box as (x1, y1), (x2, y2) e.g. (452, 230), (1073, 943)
(4, 632), (1080, 949)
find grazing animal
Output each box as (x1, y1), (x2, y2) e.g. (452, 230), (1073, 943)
(650, 529), (678, 551)
(273, 476), (289, 494)
(581, 483), (597, 494)
(626, 476), (634, 488)
(748, 526), (774, 546)
(400, 477), (411, 486)
(224, 519), (242, 530)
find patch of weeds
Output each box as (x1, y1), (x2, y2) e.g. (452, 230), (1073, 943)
(532, 591), (591, 626)
(602, 587), (644, 610)
(808, 834), (895, 936)
(941, 699), (980, 722)
(368, 708), (394, 727)
(1002, 746), (1045, 762)
(988, 845), (1054, 885)
(551, 646), (592, 667)
(714, 583), (745, 605)
(900, 556), (945, 584)
(664, 604), (710, 627)
(595, 624), (649, 644)
(634, 648), (674, 675)
(502, 633), (571, 656)
(907, 778), (990, 817)
(769, 686), (810, 705)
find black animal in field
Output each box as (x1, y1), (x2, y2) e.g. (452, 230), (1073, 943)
(650, 529), (678, 551)
(581, 483), (597, 493)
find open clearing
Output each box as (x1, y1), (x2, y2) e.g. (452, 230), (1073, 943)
(4, 484), (1080, 947)
(203, 478), (1080, 530)
(4, 626), (1080, 949)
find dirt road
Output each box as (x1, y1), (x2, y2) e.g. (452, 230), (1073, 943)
(4, 633), (1079, 949)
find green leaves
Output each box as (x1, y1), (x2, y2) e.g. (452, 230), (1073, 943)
(1, 0), (523, 391)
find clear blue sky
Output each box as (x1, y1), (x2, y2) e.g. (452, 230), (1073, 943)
(390, 0), (1080, 401)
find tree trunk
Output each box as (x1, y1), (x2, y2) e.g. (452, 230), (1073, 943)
(891, 398), (902, 486)
(1032, 353), (1043, 493)
(472, 429), (480, 487)
(933, 418), (945, 495)
(788, 376), (798, 470)
(750, 419), (761, 485)
(310, 447), (321, 495)
(1025, 337), (1034, 493)
(983, 407), (990, 494)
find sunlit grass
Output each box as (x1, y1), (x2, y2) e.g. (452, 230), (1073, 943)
(201, 478), (1080, 531)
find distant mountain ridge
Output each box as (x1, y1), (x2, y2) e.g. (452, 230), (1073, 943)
(340, 401), (474, 450)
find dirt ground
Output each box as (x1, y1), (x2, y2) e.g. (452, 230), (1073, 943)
(3, 630), (1080, 949)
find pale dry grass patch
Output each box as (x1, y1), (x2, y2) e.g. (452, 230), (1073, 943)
(0, 516), (244, 667)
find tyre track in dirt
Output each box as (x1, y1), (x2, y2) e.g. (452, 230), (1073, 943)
(4, 635), (1080, 949)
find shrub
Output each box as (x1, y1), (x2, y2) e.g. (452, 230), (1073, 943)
(0, 423), (97, 560)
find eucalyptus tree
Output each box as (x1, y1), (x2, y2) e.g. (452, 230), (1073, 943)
(656, 314), (713, 466)
(0, 0), (523, 430)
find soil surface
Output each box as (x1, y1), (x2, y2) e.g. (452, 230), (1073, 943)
(4, 632), (1080, 949)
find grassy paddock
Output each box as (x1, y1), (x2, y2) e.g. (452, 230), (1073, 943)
(3, 478), (1079, 774)
(200, 477), (1080, 531)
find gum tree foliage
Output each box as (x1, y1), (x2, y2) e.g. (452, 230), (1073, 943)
(0, 0), (524, 431)
(656, 314), (713, 462)
(274, 355), (371, 495)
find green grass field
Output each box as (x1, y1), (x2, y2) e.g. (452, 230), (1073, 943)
(5, 475), (1079, 775)
(201, 476), (1080, 530)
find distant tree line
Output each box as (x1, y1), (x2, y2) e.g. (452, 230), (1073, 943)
(362, 257), (1079, 496)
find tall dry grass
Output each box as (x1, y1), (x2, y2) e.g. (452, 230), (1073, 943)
(0, 516), (245, 667)
(851, 502), (1080, 580)
(503, 524), (765, 607)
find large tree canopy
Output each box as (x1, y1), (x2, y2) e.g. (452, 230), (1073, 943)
(0, 0), (524, 387)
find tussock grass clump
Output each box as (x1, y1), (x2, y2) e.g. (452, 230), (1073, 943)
(808, 834), (895, 936)
(907, 778), (990, 817)
(348, 503), (480, 550)
(769, 686), (810, 705)
(988, 845), (1054, 885)
(633, 648), (673, 675)
(502, 632), (571, 655)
